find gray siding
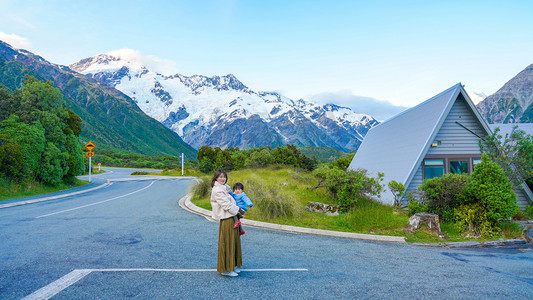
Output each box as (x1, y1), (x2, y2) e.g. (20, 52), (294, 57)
(427, 96), (486, 155)
(406, 164), (423, 197)
(515, 187), (531, 209)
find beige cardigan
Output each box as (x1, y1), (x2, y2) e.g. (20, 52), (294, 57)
(210, 181), (240, 221)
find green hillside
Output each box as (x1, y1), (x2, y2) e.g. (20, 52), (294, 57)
(297, 146), (353, 163)
(0, 43), (196, 159)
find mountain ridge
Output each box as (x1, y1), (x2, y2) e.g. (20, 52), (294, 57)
(70, 53), (379, 151)
(477, 63), (533, 123)
(0, 40), (197, 158)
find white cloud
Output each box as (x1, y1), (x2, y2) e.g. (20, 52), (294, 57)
(308, 91), (409, 122)
(0, 32), (31, 49)
(107, 48), (178, 75)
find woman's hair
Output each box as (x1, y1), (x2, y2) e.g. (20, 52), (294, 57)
(211, 169), (228, 187)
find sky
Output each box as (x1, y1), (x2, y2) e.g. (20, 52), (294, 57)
(0, 0), (532, 120)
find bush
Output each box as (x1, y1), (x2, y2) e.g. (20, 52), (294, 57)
(199, 158), (214, 174)
(388, 180), (406, 206)
(461, 153), (518, 221)
(419, 173), (469, 222)
(313, 165), (384, 209)
(525, 205), (533, 219)
(408, 200), (428, 216)
(248, 149), (274, 168)
(454, 203), (499, 238)
(246, 179), (298, 219)
(192, 178), (210, 199)
(131, 171), (149, 175)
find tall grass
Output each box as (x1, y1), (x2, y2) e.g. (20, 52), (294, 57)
(245, 179), (299, 220)
(0, 177), (89, 201)
(188, 167), (523, 242)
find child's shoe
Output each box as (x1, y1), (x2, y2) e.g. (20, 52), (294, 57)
(239, 230), (245, 236)
(233, 220), (241, 228)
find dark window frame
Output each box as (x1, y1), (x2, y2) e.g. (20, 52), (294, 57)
(422, 154), (481, 179)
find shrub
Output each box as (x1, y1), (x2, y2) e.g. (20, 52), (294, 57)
(199, 158), (214, 174)
(388, 180), (406, 207)
(248, 149), (274, 168)
(131, 171), (149, 175)
(454, 203), (499, 238)
(525, 205), (533, 219)
(246, 179), (298, 219)
(419, 173), (469, 222)
(512, 210), (525, 220)
(408, 200), (428, 216)
(192, 178), (210, 199)
(461, 153), (518, 221)
(313, 165), (384, 209)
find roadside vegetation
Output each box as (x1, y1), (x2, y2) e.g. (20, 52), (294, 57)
(189, 143), (530, 242)
(0, 177), (89, 201)
(0, 77), (87, 200)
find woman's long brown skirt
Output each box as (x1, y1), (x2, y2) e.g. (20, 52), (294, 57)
(217, 217), (242, 273)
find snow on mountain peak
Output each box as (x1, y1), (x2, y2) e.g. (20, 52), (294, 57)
(70, 52), (379, 150)
(70, 48), (178, 76)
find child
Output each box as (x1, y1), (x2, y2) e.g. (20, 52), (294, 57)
(230, 182), (253, 236)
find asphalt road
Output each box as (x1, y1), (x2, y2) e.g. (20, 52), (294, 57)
(0, 168), (532, 299)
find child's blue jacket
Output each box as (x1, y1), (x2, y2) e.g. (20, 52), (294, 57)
(226, 185), (253, 211)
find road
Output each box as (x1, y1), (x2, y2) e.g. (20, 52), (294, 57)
(0, 167), (532, 299)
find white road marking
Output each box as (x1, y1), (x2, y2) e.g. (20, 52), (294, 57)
(23, 268), (309, 299)
(22, 269), (92, 300)
(35, 181), (154, 219)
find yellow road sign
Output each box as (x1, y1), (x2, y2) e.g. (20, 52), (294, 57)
(86, 151), (94, 157)
(85, 141), (95, 151)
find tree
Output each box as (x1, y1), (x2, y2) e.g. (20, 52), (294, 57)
(331, 154), (354, 170)
(0, 115), (46, 180)
(313, 165), (385, 209)
(388, 180), (406, 207)
(272, 146), (297, 166)
(480, 126), (533, 186)
(248, 149), (274, 168)
(461, 153), (518, 221)
(36, 142), (65, 185)
(0, 135), (24, 180)
(197, 146), (216, 162)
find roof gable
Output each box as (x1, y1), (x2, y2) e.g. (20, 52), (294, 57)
(349, 83), (492, 204)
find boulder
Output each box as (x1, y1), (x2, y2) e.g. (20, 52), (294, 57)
(305, 202), (343, 216)
(408, 212), (445, 238)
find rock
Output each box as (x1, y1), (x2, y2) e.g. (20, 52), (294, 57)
(279, 182), (290, 186)
(305, 202), (344, 216)
(524, 225), (533, 245)
(407, 212), (445, 238)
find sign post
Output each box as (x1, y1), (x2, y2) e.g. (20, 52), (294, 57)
(181, 153), (184, 176)
(85, 142), (96, 182)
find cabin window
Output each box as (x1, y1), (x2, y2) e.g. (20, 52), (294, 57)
(424, 159), (445, 179)
(473, 159), (481, 166)
(450, 161), (468, 174)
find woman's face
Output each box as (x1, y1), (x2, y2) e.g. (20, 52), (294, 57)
(216, 173), (227, 185)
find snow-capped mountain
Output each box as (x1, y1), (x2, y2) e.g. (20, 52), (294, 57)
(467, 91), (487, 105)
(70, 54), (379, 150)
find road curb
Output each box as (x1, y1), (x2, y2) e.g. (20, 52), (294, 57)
(0, 176), (194, 209)
(0, 181), (112, 209)
(179, 193), (407, 243)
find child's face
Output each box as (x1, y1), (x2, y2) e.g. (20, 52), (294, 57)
(216, 173), (227, 185)
(234, 188), (243, 195)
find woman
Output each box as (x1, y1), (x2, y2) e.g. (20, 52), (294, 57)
(210, 169), (244, 277)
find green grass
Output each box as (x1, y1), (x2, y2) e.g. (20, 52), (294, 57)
(0, 178), (90, 201)
(190, 167), (525, 243)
